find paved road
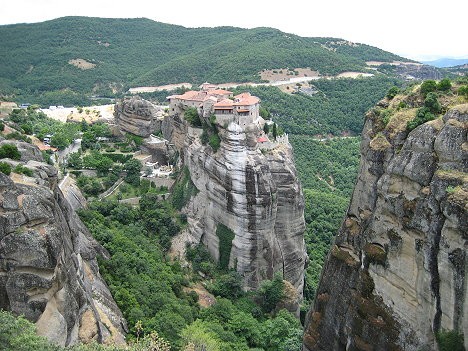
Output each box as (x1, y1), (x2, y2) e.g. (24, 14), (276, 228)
(57, 138), (81, 165)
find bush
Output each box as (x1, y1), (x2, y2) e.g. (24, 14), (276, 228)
(458, 85), (468, 98)
(0, 162), (11, 175)
(209, 134), (221, 152)
(436, 330), (465, 351)
(437, 78), (452, 92)
(14, 164), (33, 177)
(0, 310), (57, 351)
(386, 86), (399, 100)
(407, 107), (435, 131)
(184, 107), (202, 127)
(424, 92), (441, 114)
(216, 224), (235, 270)
(420, 80), (437, 97)
(0, 144), (21, 160)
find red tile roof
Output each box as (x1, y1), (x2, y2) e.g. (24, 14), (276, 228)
(208, 89), (232, 95)
(234, 92), (260, 106)
(257, 136), (269, 143)
(171, 90), (259, 107)
(214, 99), (234, 108)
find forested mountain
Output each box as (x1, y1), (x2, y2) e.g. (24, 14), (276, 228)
(0, 16), (406, 100)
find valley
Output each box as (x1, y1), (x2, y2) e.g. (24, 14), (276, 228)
(0, 15), (466, 351)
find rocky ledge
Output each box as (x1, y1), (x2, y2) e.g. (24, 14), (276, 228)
(114, 96), (164, 137)
(0, 140), (126, 346)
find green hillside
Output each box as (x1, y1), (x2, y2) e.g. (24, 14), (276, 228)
(0, 16), (406, 101)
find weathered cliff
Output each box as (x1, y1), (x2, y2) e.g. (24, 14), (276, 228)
(183, 123), (307, 303)
(303, 98), (467, 350)
(114, 97), (164, 137)
(0, 140), (126, 346)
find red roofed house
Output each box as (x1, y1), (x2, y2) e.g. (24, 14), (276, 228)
(167, 85), (232, 117)
(213, 92), (261, 127)
(167, 83), (262, 129)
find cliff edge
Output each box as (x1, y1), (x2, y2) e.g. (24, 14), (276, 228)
(303, 86), (467, 350)
(0, 140), (126, 346)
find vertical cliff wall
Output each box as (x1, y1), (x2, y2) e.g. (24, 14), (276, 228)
(114, 97), (165, 137)
(0, 141), (126, 346)
(303, 101), (467, 350)
(183, 123), (307, 300)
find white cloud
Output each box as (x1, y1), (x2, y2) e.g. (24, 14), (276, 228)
(1, 0), (467, 60)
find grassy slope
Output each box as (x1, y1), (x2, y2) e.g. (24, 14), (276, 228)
(0, 16), (406, 95)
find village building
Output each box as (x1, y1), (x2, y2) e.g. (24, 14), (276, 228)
(167, 83), (262, 128)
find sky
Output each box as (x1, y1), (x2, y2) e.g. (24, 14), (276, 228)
(1, 0), (467, 61)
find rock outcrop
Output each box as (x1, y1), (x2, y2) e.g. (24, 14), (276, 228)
(114, 97), (165, 137)
(182, 123), (307, 305)
(303, 102), (467, 350)
(0, 140), (126, 346)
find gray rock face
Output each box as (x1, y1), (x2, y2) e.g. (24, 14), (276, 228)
(114, 97), (164, 137)
(303, 104), (467, 350)
(183, 123), (307, 305)
(0, 143), (126, 346)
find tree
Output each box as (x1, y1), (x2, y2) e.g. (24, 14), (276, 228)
(124, 158), (142, 186)
(124, 158), (142, 176)
(67, 152), (82, 169)
(420, 80), (437, 97)
(258, 273), (285, 313)
(181, 320), (222, 351)
(272, 123), (277, 141)
(95, 156), (114, 176)
(259, 106), (270, 119)
(386, 86), (399, 99)
(424, 92), (441, 113)
(50, 133), (68, 150)
(0, 310), (58, 351)
(184, 107), (202, 127)
(437, 78), (452, 92)
(263, 123), (270, 135)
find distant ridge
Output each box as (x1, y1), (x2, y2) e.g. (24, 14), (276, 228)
(422, 57), (468, 68)
(0, 16), (407, 99)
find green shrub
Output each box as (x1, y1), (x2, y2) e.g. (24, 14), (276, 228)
(216, 224), (235, 270)
(201, 129), (209, 145)
(436, 330), (464, 351)
(424, 92), (441, 113)
(458, 85), (468, 98)
(0, 162), (11, 175)
(209, 134), (221, 152)
(14, 164), (33, 177)
(420, 80), (437, 97)
(171, 167), (197, 210)
(0, 144), (21, 160)
(258, 274), (285, 313)
(437, 78), (452, 92)
(0, 310), (58, 351)
(407, 107), (436, 131)
(386, 86), (399, 99)
(184, 107), (202, 127)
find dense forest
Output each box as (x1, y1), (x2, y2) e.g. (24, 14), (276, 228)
(232, 77), (401, 135)
(0, 16), (407, 104)
(289, 136), (361, 301)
